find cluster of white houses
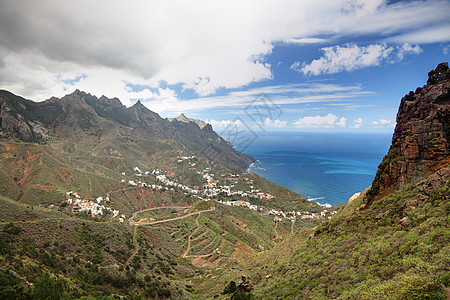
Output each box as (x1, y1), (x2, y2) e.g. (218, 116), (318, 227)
(217, 198), (336, 222)
(177, 155), (197, 167)
(66, 163), (332, 224)
(154, 170), (200, 196)
(122, 166), (276, 204)
(217, 199), (261, 212)
(270, 208), (336, 221)
(66, 191), (126, 222)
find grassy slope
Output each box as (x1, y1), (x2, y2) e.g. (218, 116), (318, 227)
(0, 198), (299, 299)
(0, 213), (196, 298)
(244, 173), (321, 212)
(0, 195), (69, 222)
(0, 135), (324, 299)
(200, 167), (449, 299)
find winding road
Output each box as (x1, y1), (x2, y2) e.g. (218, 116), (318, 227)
(129, 206), (215, 226)
(128, 206), (190, 224)
(124, 204), (215, 267)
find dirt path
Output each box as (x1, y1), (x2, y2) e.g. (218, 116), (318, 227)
(91, 152), (125, 160)
(199, 236), (218, 253)
(128, 206), (190, 223)
(131, 207), (214, 226)
(108, 186), (142, 197)
(124, 225), (139, 268)
(183, 213), (201, 258)
(191, 230), (208, 243)
(291, 219), (295, 235)
(274, 222), (281, 240)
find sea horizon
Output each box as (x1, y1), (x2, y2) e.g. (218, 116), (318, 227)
(236, 131), (392, 207)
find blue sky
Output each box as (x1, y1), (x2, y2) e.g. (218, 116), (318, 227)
(0, 0), (449, 133)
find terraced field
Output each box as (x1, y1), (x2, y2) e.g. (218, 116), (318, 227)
(132, 202), (318, 270)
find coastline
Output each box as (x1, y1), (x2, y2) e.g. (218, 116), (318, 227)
(244, 162), (254, 174)
(238, 132), (391, 207)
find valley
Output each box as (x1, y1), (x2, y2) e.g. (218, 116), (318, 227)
(0, 62), (448, 299)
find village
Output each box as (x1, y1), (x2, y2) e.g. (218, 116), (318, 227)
(65, 191), (127, 222)
(64, 155), (336, 224)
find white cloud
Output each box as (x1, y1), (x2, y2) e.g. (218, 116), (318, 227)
(372, 118), (395, 128)
(336, 117), (347, 127)
(295, 43), (422, 76)
(0, 0), (448, 103)
(141, 82), (373, 115)
(293, 113), (346, 128)
(264, 118), (287, 128)
(372, 119), (390, 125)
(284, 38), (329, 45)
(206, 119), (243, 128)
(397, 43), (422, 60)
(353, 117), (363, 128)
(386, 25), (450, 44)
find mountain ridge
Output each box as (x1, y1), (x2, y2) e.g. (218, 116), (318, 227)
(0, 89), (254, 172)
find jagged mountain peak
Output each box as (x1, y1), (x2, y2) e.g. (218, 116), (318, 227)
(177, 113), (188, 121)
(132, 99), (144, 107)
(168, 112), (207, 129)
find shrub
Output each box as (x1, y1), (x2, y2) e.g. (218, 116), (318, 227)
(32, 273), (65, 300)
(360, 274), (446, 300)
(223, 280), (237, 294)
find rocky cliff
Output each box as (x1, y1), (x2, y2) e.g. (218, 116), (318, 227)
(364, 62), (450, 206)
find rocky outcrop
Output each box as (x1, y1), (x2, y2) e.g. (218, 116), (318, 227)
(348, 192), (361, 205)
(364, 62), (450, 207)
(236, 275), (254, 294)
(168, 113), (207, 129)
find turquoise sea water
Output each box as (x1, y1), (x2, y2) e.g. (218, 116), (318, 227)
(239, 132), (392, 207)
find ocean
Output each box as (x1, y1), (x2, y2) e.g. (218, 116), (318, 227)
(239, 132), (392, 207)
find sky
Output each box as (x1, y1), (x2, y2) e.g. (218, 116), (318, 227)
(1, 0), (449, 133)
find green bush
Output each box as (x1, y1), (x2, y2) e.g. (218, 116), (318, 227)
(0, 269), (32, 300)
(360, 274), (446, 300)
(32, 273), (65, 300)
(231, 292), (254, 300)
(223, 280), (237, 294)
(2, 222), (23, 235)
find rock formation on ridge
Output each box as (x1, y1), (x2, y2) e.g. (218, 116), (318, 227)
(364, 62), (450, 206)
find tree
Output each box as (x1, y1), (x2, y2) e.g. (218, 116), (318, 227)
(223, 280), (237, 294)
(32, 273), (65, 300)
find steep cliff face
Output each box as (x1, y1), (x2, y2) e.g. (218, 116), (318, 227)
(0, 96), (35, 140)
(364, 62), (450, 206)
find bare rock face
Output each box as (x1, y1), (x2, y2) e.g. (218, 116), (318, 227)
(0, 92), (35, 141)
(364, 62), (450, 207)
(236, 275), (254, 294)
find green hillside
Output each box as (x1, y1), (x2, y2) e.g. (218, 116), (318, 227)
(201, 167), (449, 299)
